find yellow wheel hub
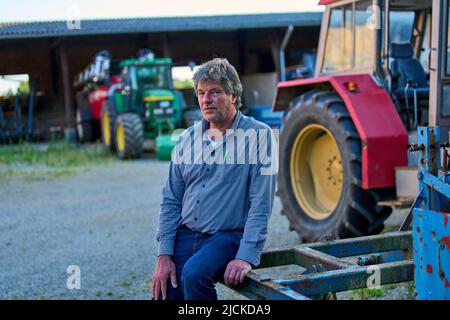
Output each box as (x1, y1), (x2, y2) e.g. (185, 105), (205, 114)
(290, 124), (343, 220)
(116, 122), (125, 152)
(102, 111), (111, 146)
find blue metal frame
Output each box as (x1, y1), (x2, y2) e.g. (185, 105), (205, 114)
(225, 232), (413, 300)
(413, 126), (450, 299)
(0, 93), (34, 141)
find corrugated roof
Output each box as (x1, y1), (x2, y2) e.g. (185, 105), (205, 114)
(0, 12), (322, 40)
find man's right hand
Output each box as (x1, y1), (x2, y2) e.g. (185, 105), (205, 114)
(151, 255), (178, 300)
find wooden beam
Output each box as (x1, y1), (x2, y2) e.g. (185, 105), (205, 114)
(161, 33), (171, 58)
(59, 39), (74, 129)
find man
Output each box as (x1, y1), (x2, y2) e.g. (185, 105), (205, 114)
(151, 58), (277, 300)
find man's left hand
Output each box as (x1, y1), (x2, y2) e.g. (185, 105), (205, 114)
(224, 259), (252, 286)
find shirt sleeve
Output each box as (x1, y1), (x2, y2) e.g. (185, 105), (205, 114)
(156, 160), (186, 257)
(235, 128), (278, 266)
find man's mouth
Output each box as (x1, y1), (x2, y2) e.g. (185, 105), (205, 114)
(203, 107), (216, 113)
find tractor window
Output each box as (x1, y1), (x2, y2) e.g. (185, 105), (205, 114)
(389, 11), (415, 44)
(354, 1), (375, 69)
(443, 2), (450, 117)
(322, 4), (353, 73)
(419, 14), (431, 73)
(447, 1), (450, 77)
(136, 65), (171, 89)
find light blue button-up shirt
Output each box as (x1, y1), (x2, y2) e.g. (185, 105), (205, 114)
(156, 111), (277, 266)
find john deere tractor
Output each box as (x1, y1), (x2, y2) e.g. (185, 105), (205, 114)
(101, 50), (184, 159)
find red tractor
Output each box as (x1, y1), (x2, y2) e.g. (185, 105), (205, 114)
(73, 51), (120, 143)
(274, 0), (450, 241)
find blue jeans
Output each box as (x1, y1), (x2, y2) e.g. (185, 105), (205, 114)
(166, 225), (243, 300)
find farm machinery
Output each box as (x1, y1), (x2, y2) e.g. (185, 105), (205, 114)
(273, 0), (450, 241)
(73, 49), (186, 159)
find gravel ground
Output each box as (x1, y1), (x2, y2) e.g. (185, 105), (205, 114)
(0, 153), (413, 300)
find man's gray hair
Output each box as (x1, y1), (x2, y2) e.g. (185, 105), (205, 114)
(193, 58), (243, 110)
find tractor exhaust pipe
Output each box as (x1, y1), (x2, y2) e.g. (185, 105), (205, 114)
(279, 25), (294, 82)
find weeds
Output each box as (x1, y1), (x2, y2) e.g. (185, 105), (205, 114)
(351, 287), (383, 300)
(0, 141), (111, 167)
(0, 141), (113, 182)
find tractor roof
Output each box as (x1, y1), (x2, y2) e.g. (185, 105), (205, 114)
(319, 0), (431, 9)
(119, 57), (172, 67)
(319, 0), (340, 4)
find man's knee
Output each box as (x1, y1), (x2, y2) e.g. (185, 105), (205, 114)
(181, 259), (213, 287)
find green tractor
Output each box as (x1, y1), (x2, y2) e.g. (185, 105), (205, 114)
(101, 50), (185, 160)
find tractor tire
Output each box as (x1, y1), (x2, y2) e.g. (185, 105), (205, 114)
(278, 90), (394, 242)
(100, 101), (117, 151)
(114, 113), (143, 159)
(75, 91), (97, 143)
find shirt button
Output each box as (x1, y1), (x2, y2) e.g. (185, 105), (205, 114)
(202, 184), (205, 188)
(206, 168), (210, 172)
(197, 200), (200, 204)
(194, 218), (197, 221)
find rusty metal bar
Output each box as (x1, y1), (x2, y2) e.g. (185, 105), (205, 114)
(292, 247), (353, 270)
(257, 247), (353, 271)
(306, 231), (412, 257)
(276, 260), (414, 297)
(228, 273), (311, 300)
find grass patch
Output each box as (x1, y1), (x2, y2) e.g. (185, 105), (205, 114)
(0, 141), (113, 181)
(350, 283), (413, 300)
(406, 281), (416, 298)
(351, 287), (384, 300)
(0, 141), (112, 167)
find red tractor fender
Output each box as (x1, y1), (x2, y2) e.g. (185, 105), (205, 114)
(88, 85), (109, 121)
(273, 74), (408, 189)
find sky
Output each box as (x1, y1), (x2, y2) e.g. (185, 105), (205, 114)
(0, 0), (323, 23)
(0, 1), (324, 94)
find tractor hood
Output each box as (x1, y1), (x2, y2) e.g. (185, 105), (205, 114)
(143, 89), (175, 102)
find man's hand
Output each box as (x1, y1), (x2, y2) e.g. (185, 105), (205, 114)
(224, 259), (252, 286)
(151, 255), (177, 300)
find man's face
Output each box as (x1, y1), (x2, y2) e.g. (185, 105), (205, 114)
(197, 80), (236, 125)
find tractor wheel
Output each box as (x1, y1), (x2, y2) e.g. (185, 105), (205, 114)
(115, 113), (143, 159)
(278, 90), (394, 242)
(100, 101), (117, 151)
(75, 91), (96, 143)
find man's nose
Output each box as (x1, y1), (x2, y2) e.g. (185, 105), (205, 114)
(202, 92), (213, 103)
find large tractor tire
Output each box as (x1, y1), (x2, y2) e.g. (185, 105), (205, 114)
(75, 91), (98, 143)
(278, 90), (394, 242)
(100, 101), (117, 151)
(114, 113), (143, 159)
